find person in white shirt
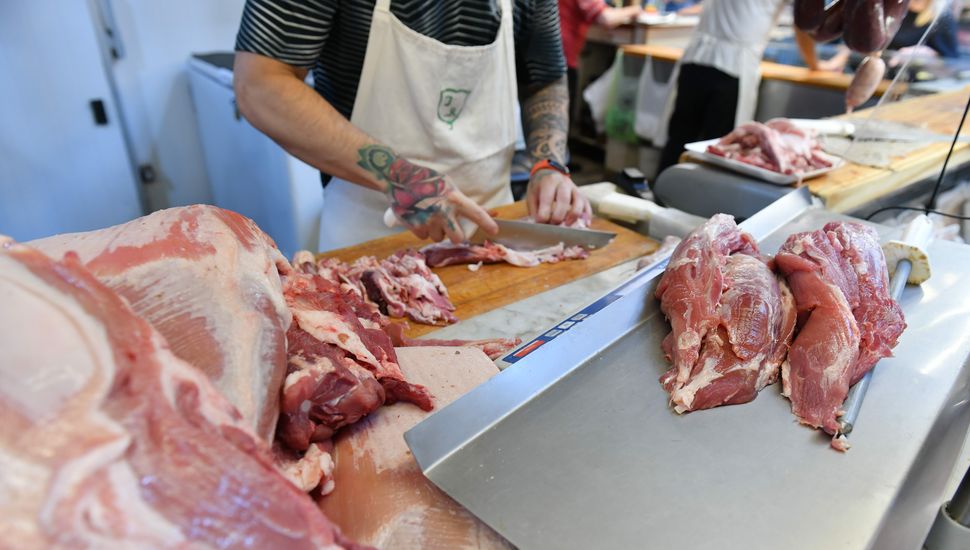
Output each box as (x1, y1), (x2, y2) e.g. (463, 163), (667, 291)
(656, 0), (819, 174)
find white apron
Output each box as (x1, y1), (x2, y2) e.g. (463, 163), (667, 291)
(318, 0), (518, 251)
(652, 0), (785, 146)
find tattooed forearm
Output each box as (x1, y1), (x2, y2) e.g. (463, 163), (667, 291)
(357, 144), (456, 228)
(521, 75), (569, 165)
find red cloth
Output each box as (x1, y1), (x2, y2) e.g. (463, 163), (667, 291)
(558, 0), (607, 69)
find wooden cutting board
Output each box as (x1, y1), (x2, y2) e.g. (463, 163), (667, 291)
(806, 87), (970, 213)
(318, 201), (658, 337)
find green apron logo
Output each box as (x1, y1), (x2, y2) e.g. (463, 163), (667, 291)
(437, 88), (470, 129)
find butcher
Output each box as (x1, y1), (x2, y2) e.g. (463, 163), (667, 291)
(656, 0), (823, 176)
(233, 0), (592, 251)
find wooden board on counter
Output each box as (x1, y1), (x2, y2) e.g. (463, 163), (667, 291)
(319, 202), (658, 337)
(621, 44), (893, 96)
(806, 87), (970, 212)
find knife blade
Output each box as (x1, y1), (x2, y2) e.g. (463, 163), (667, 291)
(469, 219), (616, 250)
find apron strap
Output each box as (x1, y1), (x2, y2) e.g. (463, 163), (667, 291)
(376, 0), (391, 11)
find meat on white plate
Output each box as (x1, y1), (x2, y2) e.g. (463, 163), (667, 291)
(707, 118), (835, 175)
(656, 214), (796, 412)
(0, 238), (359, 549)
(775, 221), (905, 450)
(29, 205), (292, 443)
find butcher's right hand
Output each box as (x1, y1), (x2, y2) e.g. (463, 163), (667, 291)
(357, 145), (498, 243)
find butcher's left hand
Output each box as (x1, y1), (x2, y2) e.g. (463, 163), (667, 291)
(527, 169), (592, 226)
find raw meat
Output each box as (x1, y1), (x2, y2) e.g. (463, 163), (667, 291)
(0, 238), (356, 549)
(776, 221), (904, 444)
(655, 214), (760, 390)
(656, 217), (795, 412)
(422, 240), (589, 268)
(824, 221), (906, 384)
(320, 347), (511, 549)
(279, 269), (433, 453)
(30, 205), (291, 442)
(296, 250), (457, 326)
(707, 118), (835, 175)
(660, 254), (796, 412)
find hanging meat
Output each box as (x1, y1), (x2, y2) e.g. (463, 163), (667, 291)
(655, 215), (796, 412)
(794, 0), (911, 111)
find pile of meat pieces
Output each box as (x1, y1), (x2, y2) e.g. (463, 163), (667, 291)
(296, 249), (458, 325)
(707, 118), (834, 175)
(2, 205), (520, 548)
(656, 215), (905, 450)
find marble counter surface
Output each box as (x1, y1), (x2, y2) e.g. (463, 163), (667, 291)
(416, 257), (646, 369)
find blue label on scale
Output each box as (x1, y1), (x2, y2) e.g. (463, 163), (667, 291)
(502, 290), (624, 364)
(501, 259), (668, 365)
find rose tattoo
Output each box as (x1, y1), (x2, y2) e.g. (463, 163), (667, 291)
(357, 144), (456, 229)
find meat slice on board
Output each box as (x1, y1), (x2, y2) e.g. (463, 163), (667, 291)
(321, 347), (511, 550)
(655, 215), (795, 412)
(776, 221), (904, 447)
(0, 238), (357, 549)
(29, 205), (292, 442)
(422, 240), (588, 268)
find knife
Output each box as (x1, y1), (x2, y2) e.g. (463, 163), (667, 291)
(469, 219), (616, 250)
(382, 208), (616, 250)
(805, 119), (968, 143)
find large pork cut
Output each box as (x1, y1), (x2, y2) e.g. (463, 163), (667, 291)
(0, 238), (355, 549)
(30, 206), (291, 442)
(776, 221), (905, 443)
(707, 118), (834, 175)
(656, 215), (796, 412)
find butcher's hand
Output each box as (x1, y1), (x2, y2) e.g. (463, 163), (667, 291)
(527, 169), (592, 226)
(357, 144), (498, 243)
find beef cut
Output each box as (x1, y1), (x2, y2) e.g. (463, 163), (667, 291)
(656, 215), (796, 412)
(0, 238), (357, 549)
(776, 221), (905, 445)
(707, 118), (835, 175)
(30, 206), (291, 442)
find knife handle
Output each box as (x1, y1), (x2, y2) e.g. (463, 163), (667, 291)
(383, 208), (400, 229)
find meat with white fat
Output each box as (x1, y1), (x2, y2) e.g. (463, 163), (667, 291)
(422, 240), (589, 268)
(0, 238), (358, 549)
(776, 221), (904, 448)
(655, 215), (795, 412)
(707, 119), (834, 175)
(29, 206), (291, 442)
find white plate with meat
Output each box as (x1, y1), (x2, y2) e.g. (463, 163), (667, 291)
(683, 118), (844, 186)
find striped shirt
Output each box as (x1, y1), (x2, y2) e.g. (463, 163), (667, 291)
(235, 0), (567, 119)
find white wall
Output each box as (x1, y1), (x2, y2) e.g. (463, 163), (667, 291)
(106, 0), (246, 210)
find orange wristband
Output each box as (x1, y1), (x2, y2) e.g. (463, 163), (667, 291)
(530, 159), (570, 178)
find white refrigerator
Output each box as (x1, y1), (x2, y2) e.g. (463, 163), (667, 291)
(187, 53), (322, 258)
